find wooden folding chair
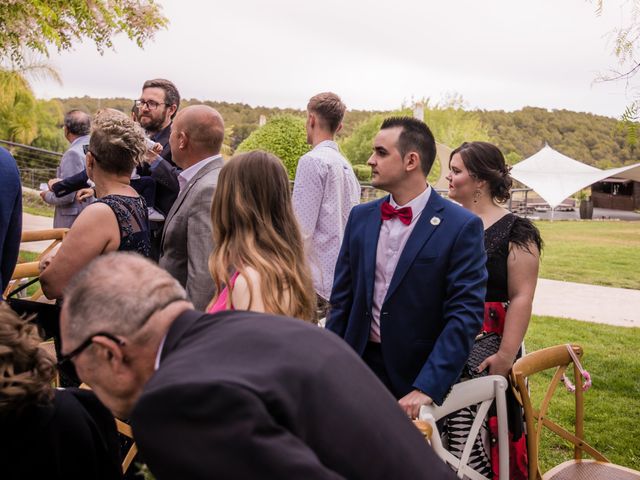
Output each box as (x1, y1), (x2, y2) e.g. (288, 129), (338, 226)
(116, 418), (139, 475)
(511, 344), (640, 480)
(416, 375), (509, 480)
(3, 228), (68, 300)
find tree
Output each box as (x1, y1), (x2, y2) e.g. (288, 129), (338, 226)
(339, 114), (385, 165)
(422, 96), (491, 148)
(236, 114), (310, 179)
(594, 1), (640, 140)
(0, 0), (168, 65)
(0, 68), (38, 144)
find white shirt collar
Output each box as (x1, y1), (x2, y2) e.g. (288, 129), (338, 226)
(389, 184), (432, 223)
(154, 334), (167, 371)
(178, 154), (222, 191)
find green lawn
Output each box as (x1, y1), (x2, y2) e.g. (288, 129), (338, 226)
(22, 191), (54, 218)
(14, 251), (41, 296)
(535, 221), (640, 290)
(526, 315), (640, 472)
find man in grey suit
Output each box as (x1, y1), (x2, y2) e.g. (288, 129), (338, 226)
(159, 105), (224, 310)
(41, 110), (91, 228)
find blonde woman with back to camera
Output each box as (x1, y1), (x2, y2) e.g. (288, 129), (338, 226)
(40, 109), (151, 299)
(207, 150), (316, 323)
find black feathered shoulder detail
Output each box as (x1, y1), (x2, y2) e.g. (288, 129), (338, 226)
(510, 216), (543, 254)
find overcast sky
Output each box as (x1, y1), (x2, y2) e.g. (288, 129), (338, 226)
(30, 0), (637, 118)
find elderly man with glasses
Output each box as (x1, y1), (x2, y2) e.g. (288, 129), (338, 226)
(59, 252), (456, 480)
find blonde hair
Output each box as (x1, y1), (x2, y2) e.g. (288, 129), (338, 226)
(209, 151), (316, 322)
(0, 304), (55, 414)
(89, 109), (147, 175)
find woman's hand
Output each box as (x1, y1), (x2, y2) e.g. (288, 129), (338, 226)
(478, 350), (514, 377)
(76, 187), (95, 202)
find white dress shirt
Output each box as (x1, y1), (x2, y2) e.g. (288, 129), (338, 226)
(370, 185), (432, 342)
(178, 154), (222, 192)
(292, 141), (361, 300)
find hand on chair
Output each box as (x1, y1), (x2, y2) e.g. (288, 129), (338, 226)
(399, 390), (433, 419)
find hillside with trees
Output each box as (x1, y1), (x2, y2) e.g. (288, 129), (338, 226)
(478, 107), (638, 168)
(18, 97), (640, 170)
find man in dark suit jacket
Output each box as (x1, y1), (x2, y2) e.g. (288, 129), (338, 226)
(60, 253), (456, 480)
(0, 147), (22, 292)
(51, 78), (181, 217)
(327, 117), (487, 418)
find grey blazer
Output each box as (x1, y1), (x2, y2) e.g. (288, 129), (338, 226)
(159, 156), (223, 310)
(43, 135), (90, 228)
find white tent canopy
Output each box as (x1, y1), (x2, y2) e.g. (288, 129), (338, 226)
(510, 144), (640, 209)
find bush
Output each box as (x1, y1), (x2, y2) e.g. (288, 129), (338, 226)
(236, 114), (310, 179)
(352, 164), (371, 182)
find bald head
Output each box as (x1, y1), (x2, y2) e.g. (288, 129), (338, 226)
(62, 253), (187, 346)
(170, 105), (224, 167)
(64, 109), (91, 138)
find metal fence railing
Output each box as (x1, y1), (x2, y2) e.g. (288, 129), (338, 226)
(0, 139), (61, 189)
(3, 138), (540, 213)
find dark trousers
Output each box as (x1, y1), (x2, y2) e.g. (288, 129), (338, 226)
(363, 341), (396, 397)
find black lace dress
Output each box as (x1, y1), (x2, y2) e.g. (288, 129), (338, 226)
(447, 213), (542, 479)
(95, 195), (151, 258)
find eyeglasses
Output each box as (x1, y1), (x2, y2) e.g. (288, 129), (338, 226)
(82, 144), (100, 161)
(56, 296), (185, 370)
(134, 99), (170, 110)
(56, 332), (124, 370)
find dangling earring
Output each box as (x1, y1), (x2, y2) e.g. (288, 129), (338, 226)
(473, 189), (481, 204)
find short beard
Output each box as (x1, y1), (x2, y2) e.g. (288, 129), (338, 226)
(140, 114), (166, 134)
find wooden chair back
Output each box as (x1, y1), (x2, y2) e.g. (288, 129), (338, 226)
(80, 383), (138, 475)
(511, 344), (610, 479)
(4, 228), (68, 300)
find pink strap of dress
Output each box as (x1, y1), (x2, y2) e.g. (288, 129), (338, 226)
(208, 271), (239, 314)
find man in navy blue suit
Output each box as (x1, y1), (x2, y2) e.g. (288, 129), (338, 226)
(327, 117), (487, 418)
(0, 147), (22, 293)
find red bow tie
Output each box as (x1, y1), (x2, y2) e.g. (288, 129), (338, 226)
(381, 202), (413, 225)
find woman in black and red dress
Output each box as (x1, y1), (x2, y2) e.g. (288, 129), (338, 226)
(446, 141), (543, 479)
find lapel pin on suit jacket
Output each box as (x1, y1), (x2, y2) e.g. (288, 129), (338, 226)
(430, 216), (441, 226)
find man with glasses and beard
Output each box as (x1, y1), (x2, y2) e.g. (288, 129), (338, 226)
(49, 79), (182, 221)
(135, 78), (180, 167)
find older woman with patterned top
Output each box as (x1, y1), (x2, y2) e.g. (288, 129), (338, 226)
(41, 109), (150, 299)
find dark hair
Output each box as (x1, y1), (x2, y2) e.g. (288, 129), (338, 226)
(64, 110), (91, 136)
(307, 92), (346, 133)
(0, 303), (55, 415)
(143, 78), (180, 119)
(450, 141), (512, 202)
(380, 117), (436, 175)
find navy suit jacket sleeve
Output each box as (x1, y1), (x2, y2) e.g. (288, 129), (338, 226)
(413, 214), (487, 403)
(326, 209), (355, 337)
(0, 149), (22, 292)
(51, 169), (89, 197)
(149, 156), (179, 215)
(132, 383), (345, 480)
